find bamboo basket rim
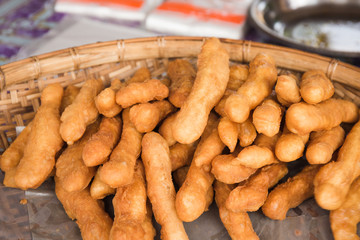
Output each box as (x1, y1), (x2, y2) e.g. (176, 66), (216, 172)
(1, 36), (360, 90)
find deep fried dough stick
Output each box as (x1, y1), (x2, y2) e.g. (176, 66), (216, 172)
(90, 167), (115, 199)
(275, 74), (301, 107)
(128, 67), (151, 84)
(1, 122), (32, 172)
(252, 99), (283, 137)
(141, 132), (188, 240)
(286, 98), (359, 135)
(115, 79), (169, 108)
(211, 154), (256, 184)
(167, 59), (196, 108)
(56, 121), (100, 192)
(158, 112), (178, 146)
(60, 78), (103, 144)
(275, 125), (310, 162)
(129, 100), (175, 133)
(235, 133), (280, 168)
(99, 108), (142, 188)
(170, 142), (197, 171)
(224, 53), (278, 123)
(15, 84), (64, 190)
(172, 38), (229, 144)
(330, 176), (360, 240)
(214, 90), (234, 117)
(214, 181), (259, 240)
(3, 168), (18, 188)
(227, 64), (249, 91)
(226, 163), (288, 212)
(60, 85), (80, 113)
(314, 120), (360, 210)
(55, 177), (113, 240)
(82, 116), (122, 167)
(238, 116), (257, 147)
(218, 117), (238, 152)
(300, 70), (334, 104)
(262, 165), (321, 220)
(306, 126), (345, 164)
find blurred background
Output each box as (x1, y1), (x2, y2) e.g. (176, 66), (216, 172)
(1, 0), (359, 66)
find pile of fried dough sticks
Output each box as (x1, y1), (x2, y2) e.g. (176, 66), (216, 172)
(1, 37), (360, 240)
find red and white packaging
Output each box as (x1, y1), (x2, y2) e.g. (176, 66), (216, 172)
(145, 0), (252, 39)
(55, 0), (163, 22)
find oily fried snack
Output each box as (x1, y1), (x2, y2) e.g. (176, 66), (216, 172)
(90, 167), (115, 199)
(314, 120), (360, 210)
(129, 100), (175, 133)
(235, 133), (280, 168)
(0, 122), (32, 172)
(252, 99), (283, 137)
(286, 98), (359, 135)
(60, 78), (104, 144)
(99, 109), (142, 188)
(300, 70), (334, 104)
(262, 164), (321, 220)
(170, 142), (197, 171)
(82, 116), (122, 167)
(214, 90), (234, 117)
(128, 67), (151, 84)
(173, 166), (214, 211)
(142, 132), (188, 240)
(172, 38), (229, 144)
(60, 85), (80, 113)
(238, 116), (257, 147)
(3, 168), (18, 188)
(115, 79), (169, 108)
(226, 64), (249, 91)
(167, 59), (196, 107)
(275, 125), (310, 162)
(158, 112), (178, 146)
(214, 181), (259, 240)
(56, 121), (100, 192)
(306, 126), (345, 164)
(330, 176), (360, 240)
(218, 117), (239, 152)
(275, 74), (301, 107)
(226, 163), (288, 212)
(211, 154), (257, 184)
(55, 177), (113, 240)
(224, 53), (278, 123)
(15, 84), (64, 190)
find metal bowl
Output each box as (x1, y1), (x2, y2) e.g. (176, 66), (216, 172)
(248, 0), (360, 57)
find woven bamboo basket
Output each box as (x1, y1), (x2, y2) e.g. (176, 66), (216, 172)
(1, 36), (360, 152)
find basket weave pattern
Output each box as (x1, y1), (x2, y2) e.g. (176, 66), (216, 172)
(0, 36), (360, 150)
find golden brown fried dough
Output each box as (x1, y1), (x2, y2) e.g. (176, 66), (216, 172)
(82, 116), (122, 167)
(286, 98), (359, 135)
(330, 176), (360, 240)
(142, 132), (188, 240)
(275, 74), (301, 107)
(225, 53), (277, 123)
(60, 85), (80, 113)
(167, 59), (196, 108)
(90, 167), (115, 199)
(170, 142), (197, 171)
(99, 108), (142, 188)
(238, 116), (257, 147)
(306, 126), (345, 165)
(56, 121), (100, 192)
(128, 67), (151, 84)
(15, 84), (64, 190)
(3, 168), (18, 188)
(214, 181), (259, 240)
(252, 99), (283, 137)
(314, 120), (360, 210)
(60, 78), (103, 144)
(262, 165), (321, 220)
(55, 177), (113, 240)
(115, 79), (169, 108)
(227, 64), (249, 91)
(211, 154), (256, 184)
(218, 117), (239, 152)
(172, 38), (229, 144)
(158, 112), (178, 146)
(300, 70), (334, 104)
(129, 100), (175, 133)
(226, 163), (288, 212)
(214, 90), (234, 117)
(275, 125), (310, 162)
